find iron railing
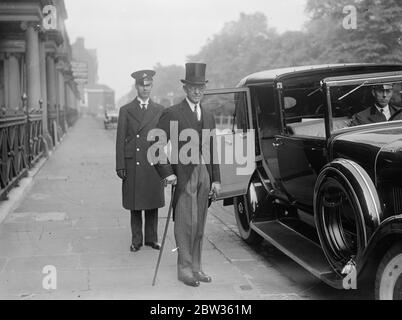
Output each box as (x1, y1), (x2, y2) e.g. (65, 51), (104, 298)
(27, 111), (44, 166)
(0, 112), (29, 200)
(0, 109), (45, 200)
(48, 109), (58, 146)
(0, 96), (79, 200)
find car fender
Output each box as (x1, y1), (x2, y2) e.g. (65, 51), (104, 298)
(359, 215), (402, 270)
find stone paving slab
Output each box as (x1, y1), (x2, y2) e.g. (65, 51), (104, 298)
(0, 269), (89, 298)
(3, 255), (81, 273)
(71, 217), (122, 229)
(79, 251), (174, 269)
(0, 258), (6, 273)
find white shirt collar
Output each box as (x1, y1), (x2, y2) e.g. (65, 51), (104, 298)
(137, 97), (150, 108)
(375, 104), (391, 120)
(186, 98), (198, 111)
(186, 98), (201, 120)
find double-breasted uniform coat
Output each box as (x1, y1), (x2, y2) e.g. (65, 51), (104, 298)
(116, 98), (165, 210)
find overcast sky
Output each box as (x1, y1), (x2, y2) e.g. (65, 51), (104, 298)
(64, 0), (308, 100)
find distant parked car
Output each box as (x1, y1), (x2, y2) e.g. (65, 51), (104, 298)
(104, 110), (119, 129)
(202, 64), (402, 299)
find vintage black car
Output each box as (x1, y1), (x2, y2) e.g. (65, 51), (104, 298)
(104, 109), (119, 129)
(202, 64), (402, 300)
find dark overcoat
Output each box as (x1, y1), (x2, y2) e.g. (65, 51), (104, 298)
(154, 100), (221, 209)
(350, 104), (402, 126)
(116, 98), (165, 210)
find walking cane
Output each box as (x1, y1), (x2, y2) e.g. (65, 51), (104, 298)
(152, 184), (176, 286)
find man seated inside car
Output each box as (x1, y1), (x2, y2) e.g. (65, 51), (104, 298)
(350, 83), (402, 126)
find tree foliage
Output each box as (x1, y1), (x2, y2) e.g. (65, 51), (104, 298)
(151, 63), (185, 105)
(119, 2), (402, 102)
(305, 0), (402, 63)
(189, 12), (277, 88)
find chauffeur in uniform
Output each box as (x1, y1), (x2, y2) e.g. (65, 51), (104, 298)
(116, 70), (165, 253)
(154, 63), (222, 287)
(350, 83), (402, 126)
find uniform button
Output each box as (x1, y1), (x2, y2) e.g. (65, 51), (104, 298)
(137, 148), (140, 152)
(137, 135), (140, 138)
(137, 162), (140, 165)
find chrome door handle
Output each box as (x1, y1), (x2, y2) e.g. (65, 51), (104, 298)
(272, 139), (283, 148)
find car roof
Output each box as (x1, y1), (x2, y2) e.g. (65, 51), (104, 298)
(238, 63), (402, 86)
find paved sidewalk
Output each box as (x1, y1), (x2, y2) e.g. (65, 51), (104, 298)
(0, 116), (303, 300)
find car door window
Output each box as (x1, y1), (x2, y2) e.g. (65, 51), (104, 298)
(202, 91), (249, 134)
(251, 86), (280, 139)
(202, 88), (255, 199)
(328, 81), (402, 133)
(282, 87), (326, 138)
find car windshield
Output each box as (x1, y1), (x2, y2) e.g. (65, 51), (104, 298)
(328, 80), (402, 133)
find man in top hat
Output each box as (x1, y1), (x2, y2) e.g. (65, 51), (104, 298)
(154, 63), (221, 287)
(350, 83), (402, 126)
(116, 70), (165, 253)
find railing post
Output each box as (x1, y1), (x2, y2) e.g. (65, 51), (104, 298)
(38, 99), (50, 157)
(22, 93), (32, 168)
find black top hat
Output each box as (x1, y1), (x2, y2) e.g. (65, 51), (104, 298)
(131, 70), (156, 85)
(181, 63), (208, 85)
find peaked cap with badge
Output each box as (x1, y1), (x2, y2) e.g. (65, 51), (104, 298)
(131, 70), (156, 86)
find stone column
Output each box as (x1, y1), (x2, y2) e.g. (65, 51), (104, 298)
(23, 22), (42, 110)
(46, 54), (57, 111)
(57, 70), (65, 109)
(56, 61), (66, 134)
(39, 41), (47, 110)
(46, 54), (58, 144)
(66, 84), (72, 108)
(39, 37), (53, 152)
(65, 84), (73, 127)
(7, 53), (21, 110)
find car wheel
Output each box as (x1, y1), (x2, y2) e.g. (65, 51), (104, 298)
(375, 242), (402, 300)
(234, 195), (263, 245)
(315, 176), (364, 275)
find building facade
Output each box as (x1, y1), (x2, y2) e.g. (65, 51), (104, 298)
(84, 84), (115, 116)
(0, 0), (80, 199)
(71, 37), (98, 86)
(71, 37), (115, 115)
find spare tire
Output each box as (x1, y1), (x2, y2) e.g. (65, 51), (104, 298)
(314, 160), (381, 275)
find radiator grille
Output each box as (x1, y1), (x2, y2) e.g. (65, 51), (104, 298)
(393, 188), (402, 214)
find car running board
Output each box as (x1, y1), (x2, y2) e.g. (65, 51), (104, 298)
(251, 220), (344, 289)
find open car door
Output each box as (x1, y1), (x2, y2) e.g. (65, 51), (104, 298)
(202, 88), (255, 200)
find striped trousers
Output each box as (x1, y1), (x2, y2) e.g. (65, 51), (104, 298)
(174, 164), (210, 279)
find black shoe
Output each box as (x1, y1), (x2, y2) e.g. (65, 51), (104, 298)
(145, 242), (161, 250)
(179, 276), (200, 287)
(130, 244), (141, 252)
(193, 271), (212, 283)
